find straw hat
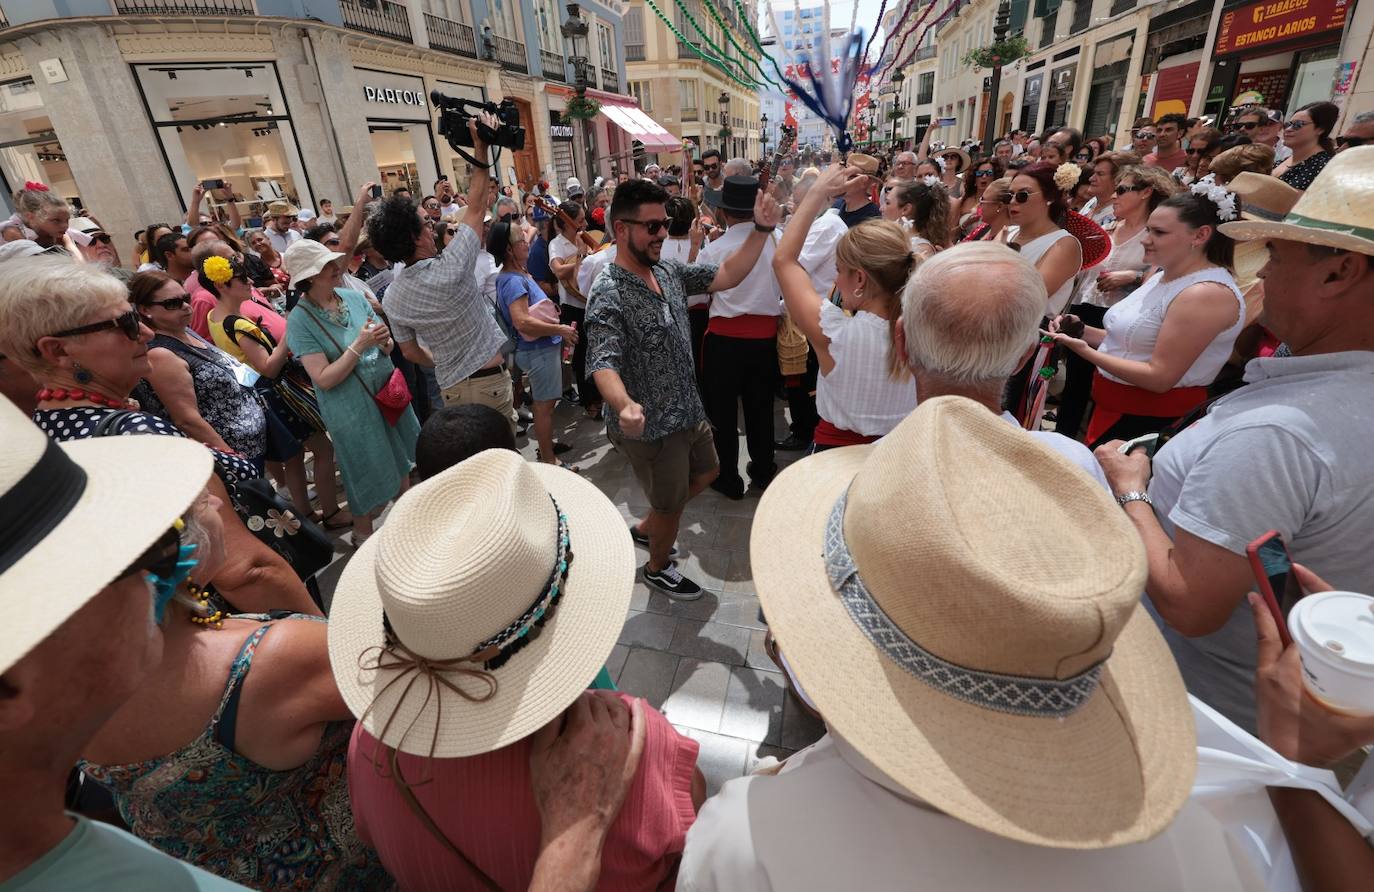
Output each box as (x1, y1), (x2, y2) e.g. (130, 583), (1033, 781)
(751, 396), (1195, 849)
(328, 450), (634, 758)
(1220, 146), (1374, 254)
(266, 200), (300, 218)
(1224, 172), (1301, 223)
(283, 238), (346, 288)
(0, 399), (212, 674)
(846, 152), (880, 178)
(940, 146), (972, 173)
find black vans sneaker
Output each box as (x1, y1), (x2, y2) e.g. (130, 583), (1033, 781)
(642, 562), (703, 600)
(629, 524), (680, 558)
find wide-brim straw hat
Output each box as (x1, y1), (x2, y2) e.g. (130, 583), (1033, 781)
(846, 152), (881, 178)
(328, 450), (634, 758)
(940, 146), (972, 173)
(751, 397), (1195, 849)
(1, 399), (212, 674)
(1225, 172), (1301, 222)
(283, 238), (347, 288)
(1220, 146), (1374, 254)
(266, 200), (300, 218)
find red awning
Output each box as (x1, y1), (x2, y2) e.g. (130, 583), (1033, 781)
(597, 96), (680, 153)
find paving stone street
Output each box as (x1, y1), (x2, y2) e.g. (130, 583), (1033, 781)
(318, 399), (825, 796)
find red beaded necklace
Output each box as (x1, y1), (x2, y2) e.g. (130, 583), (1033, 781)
(37, 387), (137, 410)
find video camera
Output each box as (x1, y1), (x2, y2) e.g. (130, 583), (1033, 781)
(430, 92), (526, 156)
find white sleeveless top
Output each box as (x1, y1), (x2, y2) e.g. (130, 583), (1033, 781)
(1016, 228), (1081, 316)
(816, 301), (918, 436)
(1098, 266), (1244, 388)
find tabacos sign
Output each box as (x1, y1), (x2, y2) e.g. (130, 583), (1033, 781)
(1215, 0), (1349, 54)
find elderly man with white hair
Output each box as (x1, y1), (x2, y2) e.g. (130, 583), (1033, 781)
(892, 151), (917, 180)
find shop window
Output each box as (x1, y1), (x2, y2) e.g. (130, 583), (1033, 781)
(133, 63), (310, 219)
(917, 72), (935, 105)
(0, 78), (81, 208)
(1287, 46), (1340, 117)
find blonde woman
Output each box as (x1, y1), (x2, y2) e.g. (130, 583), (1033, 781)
(962, 177), (1014, 243)
(774, 163), (920, 451)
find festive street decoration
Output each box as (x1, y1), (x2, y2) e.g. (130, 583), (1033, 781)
(564, 95), (601, 121)
(961, 34), (1029, 70)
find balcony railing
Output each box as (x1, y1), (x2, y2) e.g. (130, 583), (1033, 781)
(682, 107), (699, 121)
(541, 49), (567, 82)
(424, 13), (477, 58)
(114, 0), (254, 12)
(626, 44), (645, 61)
(1109, 0), (1135, 14)
(340, 0), (413, 42)
(914, 45), (937, 61)
(601, 67), (620, 93)
(491, 34), (529, 73)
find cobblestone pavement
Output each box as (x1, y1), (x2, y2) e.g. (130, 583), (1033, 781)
(317, 397), (825, 796)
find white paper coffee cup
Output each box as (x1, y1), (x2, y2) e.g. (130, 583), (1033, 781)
(1287, 591), (1374, 716)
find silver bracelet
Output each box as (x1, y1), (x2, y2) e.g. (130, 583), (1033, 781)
(1115, 490), (1153, 508)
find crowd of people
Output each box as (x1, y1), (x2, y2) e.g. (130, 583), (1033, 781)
(2, 99), (1373, 891)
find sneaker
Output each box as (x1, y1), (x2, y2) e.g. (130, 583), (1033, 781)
(643, 562), (703, 600)
(630, 524), (680, 558)
(517, 406), (534, 425)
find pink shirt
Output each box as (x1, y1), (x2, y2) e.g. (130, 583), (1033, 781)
(184, 271), (285, 343)
(348, 695), (700, 892)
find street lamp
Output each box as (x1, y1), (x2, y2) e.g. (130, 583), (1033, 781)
(718, 90), (731, 154)
(760, 112), (769, 159)
(890, 70), (905, 146)
(982, 0), (1013, 149)
(561, 4), (594, 184)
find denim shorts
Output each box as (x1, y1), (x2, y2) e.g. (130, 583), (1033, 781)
(517, 344), (562, 402)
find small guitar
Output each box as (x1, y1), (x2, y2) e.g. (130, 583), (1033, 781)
(758, 125), (796, 195)
(529, 195), (603, 254)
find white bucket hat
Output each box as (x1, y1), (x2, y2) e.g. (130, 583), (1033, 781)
(0, 399), (212, 674)
(283, 238), (346, 288)
(751, 396), (1196, 849)
(1220, 146), (1374, 255)
(328, 449), (634, 758)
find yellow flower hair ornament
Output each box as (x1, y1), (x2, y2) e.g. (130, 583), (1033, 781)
(202, 255), (234, 285)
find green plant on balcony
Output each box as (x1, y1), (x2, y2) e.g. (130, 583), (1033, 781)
(961, 34), (1030, 70)
(565, 95), (601, 121)
(718, 126), (732, 139)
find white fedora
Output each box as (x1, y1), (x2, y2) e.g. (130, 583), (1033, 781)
(1220, 146), (1374, 255)
(0, 399), (212, 674)
(751, 396), (1195, 849)
(328, 449), (634, 758)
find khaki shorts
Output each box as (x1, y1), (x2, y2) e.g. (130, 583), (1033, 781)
(441, 367), (518, 433)
(609, 420), (718, 513)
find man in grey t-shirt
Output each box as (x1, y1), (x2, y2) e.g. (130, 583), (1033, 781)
(1094, 151), (1374, 732)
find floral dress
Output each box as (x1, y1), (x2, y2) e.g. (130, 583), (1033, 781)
(80, 615), (393, 891)
(137, 331), (267, 464)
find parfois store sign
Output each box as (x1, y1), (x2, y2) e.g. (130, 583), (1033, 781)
(364, 85), (427, 108)
(1215, 0), (1349, 55)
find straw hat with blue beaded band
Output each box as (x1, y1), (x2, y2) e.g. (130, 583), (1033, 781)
(327, 449), (634, 758)
(0, 398), (212, 674)
(750, 396), (1196, 849)
(1220, 146), (1374, 255)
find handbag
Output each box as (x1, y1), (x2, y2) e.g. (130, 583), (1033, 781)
(221, 315), (326, 432)
(299, 299), (413, 427)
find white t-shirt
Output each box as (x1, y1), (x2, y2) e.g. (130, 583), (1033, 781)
(577, 243), (617, 298)
(797, 212), (847, 300)
(696, 222), (781, 318)
(1097, 267), (1243, 388)
(817, 301), (917, 436)
(549, 233), (583, 309)
(659, 238), (708, 307)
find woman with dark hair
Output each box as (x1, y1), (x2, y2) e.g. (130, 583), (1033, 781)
(1274, 101), (1338, 189)
(1047, 188), (1243, 446)
(548, 200), (600, 415)
(489, 220), (579, 468)
(659, 196), (708, 372)
(881, 178), (951, 259)
(1008, 162), (1082, 316)
(953, 156), (1006, 234)
(138, 222), (174, 269)
(1174, 127), (1223, 185)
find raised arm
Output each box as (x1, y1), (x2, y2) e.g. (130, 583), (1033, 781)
(708, 190), (781, 293)
(772, 164), (855, 367)
(461, 118), (493, 235)
(336, 182), (376, 258)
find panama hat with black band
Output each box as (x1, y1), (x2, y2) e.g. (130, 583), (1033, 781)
(751, 396), (1195, 849)
(1, 398), (212, 675)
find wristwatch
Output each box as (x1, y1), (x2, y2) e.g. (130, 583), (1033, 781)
(754, 223), (776, 233)
(1115, 490), (1153, 508)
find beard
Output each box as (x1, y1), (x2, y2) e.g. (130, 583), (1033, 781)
(624, 235), (663, 267)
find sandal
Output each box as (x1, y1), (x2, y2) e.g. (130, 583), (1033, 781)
(314, 508), (354, 530)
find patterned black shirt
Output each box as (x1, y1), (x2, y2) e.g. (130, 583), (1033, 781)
(586, 258), (718, 441)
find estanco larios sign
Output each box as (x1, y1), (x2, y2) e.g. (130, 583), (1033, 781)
(1215, 0), (1350, 55)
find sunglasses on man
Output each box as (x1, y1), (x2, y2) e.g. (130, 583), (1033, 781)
(1133, 130), (1156, 140)
(621, 217), (669, 235)
(1232, 120), (1261, 131)
(87, 232), (113, 245)
(48, 307), (142, 342)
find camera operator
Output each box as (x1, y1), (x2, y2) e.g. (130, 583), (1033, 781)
(371, 113), (516, 431)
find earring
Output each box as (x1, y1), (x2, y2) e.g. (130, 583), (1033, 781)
(855, 287), (865, 301)
(72, 362), (92, 385)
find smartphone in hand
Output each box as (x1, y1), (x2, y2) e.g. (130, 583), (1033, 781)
(200, 178), (226, 191)
(370, 184), (383, 200)
(1246, 530), (1302, 646)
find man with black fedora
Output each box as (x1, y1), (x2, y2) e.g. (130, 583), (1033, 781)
(699, 175), (785, 498)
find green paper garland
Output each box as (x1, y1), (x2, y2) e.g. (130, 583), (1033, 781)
(642, 0), (759, 89)
(699, 0), (780, 87)
(666, 0), (758, 86)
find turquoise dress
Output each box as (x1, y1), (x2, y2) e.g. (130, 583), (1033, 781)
(287, 288), (419, 516)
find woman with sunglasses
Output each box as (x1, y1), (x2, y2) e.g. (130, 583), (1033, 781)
(0, 256), (318, 616)
(203, 256), (348, 529)
(1273, 101), (1338, 190)
(960, 176), (1015, 243)
(952, 157), (1006, 236)
(1172, 127), (1222, 186)
(1047, 189), (1243, 447)
(77, 489), (391, 890)
(130, 271), (267, 472)
(1054, 165), (1176, 439)
(882, 178), (951, 259)
(1007, 162), (1083, 317)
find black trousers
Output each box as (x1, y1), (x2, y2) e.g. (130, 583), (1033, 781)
(784, 345), (819, 442)
(703, 332), (777, 486)
(1055, 303), (1107, 440)
(560, 304), (600, 407)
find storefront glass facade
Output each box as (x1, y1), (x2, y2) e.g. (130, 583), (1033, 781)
(357, 70), (440, 199)
(0, 77), (81, 208)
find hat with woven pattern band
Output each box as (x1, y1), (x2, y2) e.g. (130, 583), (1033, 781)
(1220, 146), (1374, 255)
(327, 449), (634, 758)
(751, 396), (1195, 849)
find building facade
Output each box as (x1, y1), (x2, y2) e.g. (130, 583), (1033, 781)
(0, 0), (647, 243)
